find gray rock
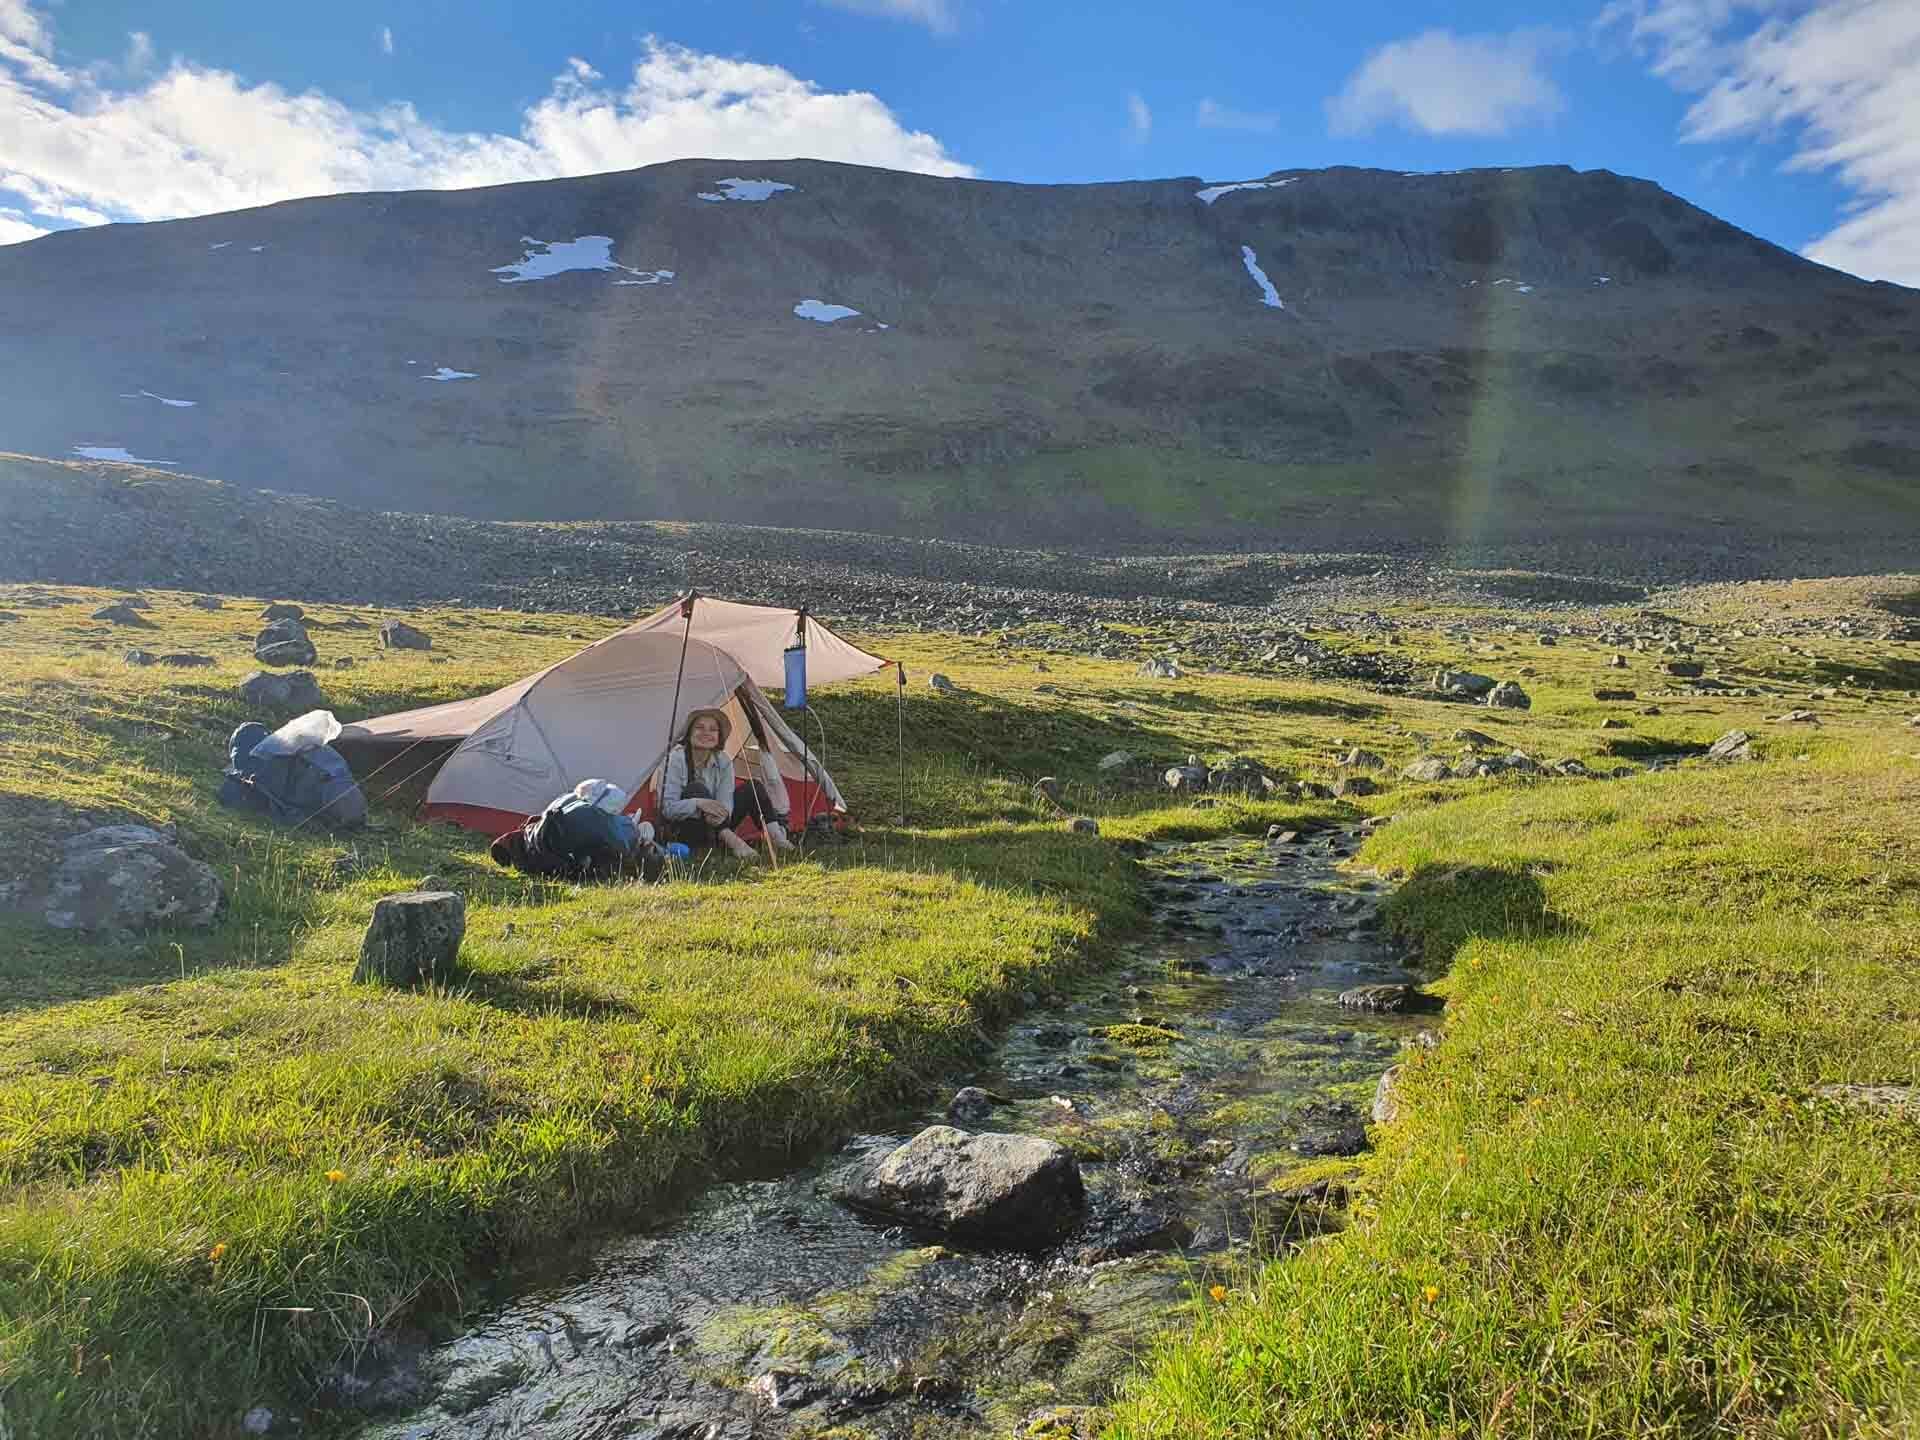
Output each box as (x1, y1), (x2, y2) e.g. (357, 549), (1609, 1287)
(1774, 709), (1820, 724)
(1266, 826), (1300, 844)
(1067, 816), (1100, 835)
(1594, 688), (1637, 701)
(380, 619), (432, 651)
(1608, 654), (1629, 668)
(254, 618), (316, 667)
(44, 826), (223, 932)
(1291, 1102), (1369, 1157)
(835, 1125), (1087, 1250)
(1208, 758), (1277, 796)
(1706, 729), (1754, 763)
(1402, 757), (1452, 782)
(1600, 717), (1628, 729)
(1371, 1065), (1403, 1125)
(1096, 750), (1133, 771)
(928, 673), (956, 692)
(354, 891), (465, 987)
(1665, 660), (1705, 678)
(948, 1086), (997, 1123)
(1485, 680), (1531, 710)
(238, 669), (325, 710)
(190, 595), (225, 610)
(1813, 1083), (1916, 1113)
(1032, 776), (1063, 810)
(1432, 668), (1496, 696)
(260, 602), (305, 621)
(241, 1407), (275, 1435)
(1138, 657), (1183, 679)
(92, 602), (147, 624)
(1163, 763), (1208, 793)
(1341, 748), (1386, 770)
(1332, 775), (1377, 798)
(124, 648), (157, 666)
(1452, 728), (1498, 748)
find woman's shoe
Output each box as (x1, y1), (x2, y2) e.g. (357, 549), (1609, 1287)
(719, 829), (758, 861)
(764, 821), (796, 853)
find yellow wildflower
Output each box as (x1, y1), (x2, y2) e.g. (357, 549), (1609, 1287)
(325, 1169), (346, 1183)
(1424, 1285), (1440, 1304)
(208, 1242), (228, 1261)
(1208, 1284), (1228, 1303)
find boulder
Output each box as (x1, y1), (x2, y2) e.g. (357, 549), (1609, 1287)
(1138, 657), (1183, 679)
(1485, 681), (1531, 710)
(1096, 750), (1133, 771)
(44, 825), (223, 932)
(1402, 757), (1452, 782)
(1032, 776), (1064, 810)
(1208, 758), (1278, 796)
(1163, 761), (1208, 794)
(260, 602), (305, 621)
(928, 673), (956, 692)
(1266, 826), (1300, 844)
(1706, 730), (1754, 763)
(254, 618), (316, 667)
(1608, 654), (1629, 668)
(1665, 661), (1705, 678)
(1067, 817), (1100, 835)
(1339, 983), (1421, 1013)
(1774, 709), (1820, 724)
(380, 619), (432, 651)
(1341, 748), (1386, 770)
(190, 595), (225, 611)
(1452, 728), (1497, 749)
(91, 602), (147, 625)
(354, 891), (465, 987)
(1600, 717), (1628, 729)
(835, 1125), (1087, 1251)
(124, 648), (157, 666)
(238, 669), (325, 710)
(1332, 775), (1377, 798)
(1594, 688), (1636, 701)
(1432, 669), (1496, 696)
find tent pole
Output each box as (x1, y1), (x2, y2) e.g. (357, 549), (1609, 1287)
(660, 590), (698, 819)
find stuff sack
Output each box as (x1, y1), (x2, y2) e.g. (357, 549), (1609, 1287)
(220, 720), (368, 831)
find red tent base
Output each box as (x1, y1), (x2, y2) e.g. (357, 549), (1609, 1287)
(426, 779), (838, 843)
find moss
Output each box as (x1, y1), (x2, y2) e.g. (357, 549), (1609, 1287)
(1093, 1023), (1182, 1050)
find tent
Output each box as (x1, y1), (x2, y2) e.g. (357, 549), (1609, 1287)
(340, 596), (890, 837)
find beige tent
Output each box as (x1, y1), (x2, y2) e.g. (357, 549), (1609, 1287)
(341, 596), (888, 835)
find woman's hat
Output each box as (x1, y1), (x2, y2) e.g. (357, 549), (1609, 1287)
(683, 707), (732, 746)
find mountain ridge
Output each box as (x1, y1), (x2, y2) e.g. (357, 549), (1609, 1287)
(2, 157), (1915, 546)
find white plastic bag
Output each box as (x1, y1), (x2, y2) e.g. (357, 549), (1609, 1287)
(252, 708), (343, 757)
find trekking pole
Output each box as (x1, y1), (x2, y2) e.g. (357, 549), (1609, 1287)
(660, 589), (697, 808)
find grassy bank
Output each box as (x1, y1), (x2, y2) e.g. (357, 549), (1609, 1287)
(2, 583), (1915, 1437)
(1111, 730), (1920, 1437)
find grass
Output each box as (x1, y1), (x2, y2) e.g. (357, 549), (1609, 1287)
(1109, 726), (1920, 1436)
(1, 581), (1916, 1437)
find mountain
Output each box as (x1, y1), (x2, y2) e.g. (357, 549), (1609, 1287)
(1, 158), (1915, 548)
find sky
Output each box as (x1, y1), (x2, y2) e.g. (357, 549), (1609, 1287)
(0, 0), (1914, 286)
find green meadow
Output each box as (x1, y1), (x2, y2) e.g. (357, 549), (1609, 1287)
(0, 583), (1914, 1438)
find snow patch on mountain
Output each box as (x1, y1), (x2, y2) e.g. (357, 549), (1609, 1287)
(1240, 246), (1283, 309)
(208, 241), (231, 251)
(120, 390), (196, 408)
(698, 178), (796, 203)
(613, 269), (676, 287)
(1196, 179), (1297, 206)
(422, 367), (477, 381)
(73, 445), (174, 464)
(492, 236), (665, 284)
(795, 300), (862, 323)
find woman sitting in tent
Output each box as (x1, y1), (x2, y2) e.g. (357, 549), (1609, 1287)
(661, 708), (796, 859)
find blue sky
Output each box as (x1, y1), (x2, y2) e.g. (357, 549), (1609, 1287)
(2, 0), (1914, 284)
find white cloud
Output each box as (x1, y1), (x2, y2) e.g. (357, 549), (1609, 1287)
(125, 30), (152, 73)
(1326, 28), (1567, 137)
(380, 25), (394, 57)
(1605, 0), (1920, 286)
(0, 202), (44, 242)
(819, 0), (958, 35)
(1127, 90), (1152, 142)
(0, 9), (973, 235)
(1197, 97), (1278, 133)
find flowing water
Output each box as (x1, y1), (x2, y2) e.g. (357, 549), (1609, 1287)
(352, 826), (1429, 1439)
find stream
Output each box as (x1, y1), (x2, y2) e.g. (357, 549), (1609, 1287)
(351, 825), (1430, 1440)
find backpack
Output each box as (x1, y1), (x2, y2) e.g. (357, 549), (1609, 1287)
(525, 794), (628, 872)
(220, 722), (368, 831)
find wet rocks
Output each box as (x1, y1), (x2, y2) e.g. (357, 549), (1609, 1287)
(835, 1125), (1088, 1251)
(1485, 680), (1531, 710)
(947, 1086), (999, 1124)
(254, 618), (316, 667)
(239, 669), (325, 710)
(380, 619), (432, 651)
(1072, 1204), (1192, 1265)
(355, 891), (465, 987)
(1290, 1101), (1369, 1157)
(1338, 982), (1434, 1013)
(44, 824), (223, 932)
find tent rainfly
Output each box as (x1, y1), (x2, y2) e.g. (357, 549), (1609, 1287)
(339, 595), (889, 837)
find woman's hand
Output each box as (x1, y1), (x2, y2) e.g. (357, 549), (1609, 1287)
(696, 798), (730, 824)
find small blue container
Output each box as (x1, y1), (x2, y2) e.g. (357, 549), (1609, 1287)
(665, 842), (692, 861)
